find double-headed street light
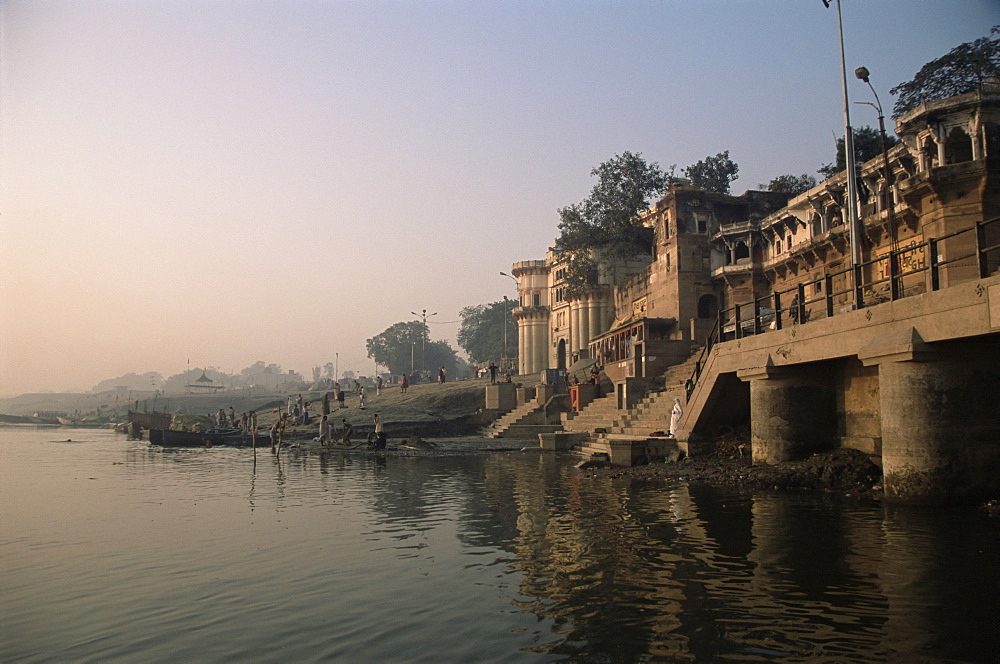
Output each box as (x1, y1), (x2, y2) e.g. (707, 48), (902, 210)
(500, 271), (517, 372)
(411, 308), (437, 374)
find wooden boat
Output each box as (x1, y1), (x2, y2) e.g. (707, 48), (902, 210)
(150, 428), (261, 448)
(127, 411), (173, 430)
(58, 416), (113, 427)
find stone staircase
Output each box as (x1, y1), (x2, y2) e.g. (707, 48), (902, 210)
(486, 400), (561, 439)
(568, 349), (702, 463)
(601, 356), (697, 438)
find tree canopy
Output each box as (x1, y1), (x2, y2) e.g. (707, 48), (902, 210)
(366, 320), (459, 377)
(817, 126), (899, 180)
(555, 152), (667, 293)
(457, 300), (516, 365)
(761, 173), (817, 196)
(890, 27), (999, 119)
(683, 151), (739, 194)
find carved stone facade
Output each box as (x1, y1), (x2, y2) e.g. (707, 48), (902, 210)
(511, 90), (1000, 376)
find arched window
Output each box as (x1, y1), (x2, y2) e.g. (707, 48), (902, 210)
(945, 127), (973, 164)
(734, 242), (750, 262)
(697, 294), (718, 319)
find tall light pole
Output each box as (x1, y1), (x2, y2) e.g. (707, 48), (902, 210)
(503, 295), (509, 369)
(411, 308), (436, 374)
(828, 0), (862, 272)
(500, 271), (517, 372)
(855, 66), (897, 253)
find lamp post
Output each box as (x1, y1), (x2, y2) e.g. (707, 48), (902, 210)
(829, 0), (862, 273)
(855, 66), (897, 258)
(500, 271), (517, 373)
(503, 295), (509, 369)
(410, 308), (436, 374)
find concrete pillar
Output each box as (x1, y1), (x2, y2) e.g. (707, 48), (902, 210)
(570, 304), (581, 359)
(738, 354), (838, 465)
(860, 332), (1000, 503)
(588, 297), (601, 344)
(533, 319), (548, 372)
(485, 383), (516, 412)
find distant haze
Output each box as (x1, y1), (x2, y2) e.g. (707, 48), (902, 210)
(1, 0), (993, 395)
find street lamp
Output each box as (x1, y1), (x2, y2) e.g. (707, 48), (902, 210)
(855, 66), (897, 250)
(410, 308), (437, 374)
(503, 295), (509, 368)
(500, 271), (518, 372)
(828, 0), (862, 274)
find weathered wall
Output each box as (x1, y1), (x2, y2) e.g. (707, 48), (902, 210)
(836, 358), (882, 459)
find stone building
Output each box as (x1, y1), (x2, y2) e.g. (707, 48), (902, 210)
(510, 88), (1000, 380)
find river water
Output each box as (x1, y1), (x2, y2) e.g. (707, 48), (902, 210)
(1, 426), (997, 663)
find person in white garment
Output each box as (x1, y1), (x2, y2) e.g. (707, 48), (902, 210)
(669, 398), (683, 438)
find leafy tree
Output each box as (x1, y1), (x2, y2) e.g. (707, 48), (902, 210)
(684, 150), (739, 194)
(817, 126), (899, 180)
(890, 27), (999, 118)
(761, 173), (817, 196)
(555, 151), (667, 293)
(366, 321), (427, 376)
(366, 321), (460, 377)
(458, 300), (516, 364)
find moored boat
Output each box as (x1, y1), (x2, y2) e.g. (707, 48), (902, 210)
(150, 428), (262, 448)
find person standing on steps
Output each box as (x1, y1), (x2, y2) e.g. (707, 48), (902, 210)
(669, 398), (683, 438)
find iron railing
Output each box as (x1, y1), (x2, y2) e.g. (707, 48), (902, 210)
(685, 217), (1000, 401)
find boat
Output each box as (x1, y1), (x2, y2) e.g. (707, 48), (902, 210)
(149, 428), (263, 448)
(57, 415), (113, 428)
(127, 411), (173, 430)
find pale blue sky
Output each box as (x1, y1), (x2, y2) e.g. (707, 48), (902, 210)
(1, 0), (996, 394)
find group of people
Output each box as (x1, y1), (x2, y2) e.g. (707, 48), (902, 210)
(286, 394), (312, 425)
(215, 407), (259, 432)
(316, 413), (385, 449)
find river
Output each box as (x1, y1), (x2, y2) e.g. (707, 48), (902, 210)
(1, 426), (996, 663)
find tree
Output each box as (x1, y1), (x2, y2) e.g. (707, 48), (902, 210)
(555, 151), (667, 293)
(761, 173), (817, 196)
(684, 151), (739, 194)
(458, 300), (516, 365)
(817, 126), (899, 180)
(890, 27), (999, 119)
(366, 321), (460, 377)
(366, 321), (427, 376)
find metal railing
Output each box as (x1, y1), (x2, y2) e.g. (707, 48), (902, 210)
(685, 217), (1000, 402)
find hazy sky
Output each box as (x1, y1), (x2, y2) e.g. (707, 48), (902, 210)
(1, 1), (995, 395)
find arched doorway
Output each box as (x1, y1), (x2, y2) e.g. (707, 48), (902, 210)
(697, 294), (719, 319)
(557, 339), (567, 370)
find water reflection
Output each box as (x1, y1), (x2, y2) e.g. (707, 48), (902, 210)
(1, 429), (996, 663)
(482, 454), (998, 663)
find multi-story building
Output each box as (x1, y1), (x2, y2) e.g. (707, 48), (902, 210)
(510, 89), (999, 382)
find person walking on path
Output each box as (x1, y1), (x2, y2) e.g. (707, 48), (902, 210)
(438, 367), (446, 383)
(375, 376), (383, 396)
(358, 386), (366, 410)
(401, 374), (409, 394)
(337, 387), (346, 409)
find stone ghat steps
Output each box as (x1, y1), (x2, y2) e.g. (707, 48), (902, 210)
(485, 401), (543, 438)
(560, 392), (621, 432)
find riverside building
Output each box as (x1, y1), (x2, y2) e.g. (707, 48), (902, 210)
(508, 89), (1000, 502)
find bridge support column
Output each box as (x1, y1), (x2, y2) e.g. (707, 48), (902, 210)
(738, 355), (837, 464)
(860, 330), (1000, 503)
